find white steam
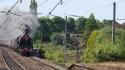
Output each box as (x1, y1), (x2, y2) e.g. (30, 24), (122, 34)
(0, 7), (39, 40)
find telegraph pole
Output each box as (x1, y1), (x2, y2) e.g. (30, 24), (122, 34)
(112, 2), (116, 44)
(41, 25), (42, 47)
(64, 16), (67, 61)
(65, 16), (67, 49)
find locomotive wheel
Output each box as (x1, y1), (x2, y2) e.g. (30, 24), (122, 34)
(26, 52), (30, 57)
(21, 51), (25, 56)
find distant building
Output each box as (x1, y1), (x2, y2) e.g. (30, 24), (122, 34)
(115, 22), (125, 29)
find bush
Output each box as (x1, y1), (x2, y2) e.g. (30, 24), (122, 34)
(34, 40), (45, 58)
(35, 43), (65, 63)
(44, 44), (65, 63)
(34, 40), (41, 48)
(51, 33), (64, 45)
(81, 27), (125, 63)
(87, 30), (99, 47)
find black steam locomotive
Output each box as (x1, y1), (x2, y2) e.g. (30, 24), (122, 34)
(19, 33), (33, 56)
(16, 25), (33, 56)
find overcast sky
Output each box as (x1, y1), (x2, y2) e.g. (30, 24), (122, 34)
(0, 0), (125, 23)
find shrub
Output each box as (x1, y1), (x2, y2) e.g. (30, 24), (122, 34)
(51, 33), (64, 45)
(36, 43), (64, 63)
(81, 27), (125, 63)
(87, 30), (99, 47)
(34, 40), (41, 48)
(37, 43), (65, 63)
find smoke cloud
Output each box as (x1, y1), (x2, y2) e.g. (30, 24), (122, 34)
(0, 7), (39, 40)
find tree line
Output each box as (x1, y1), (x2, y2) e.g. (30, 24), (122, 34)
(34, 13), (112, 43)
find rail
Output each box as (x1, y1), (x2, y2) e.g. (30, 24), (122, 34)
(0, 44), (67, 70)
(68, 64), (96, 70)
(32, 57), (67, 70)
(2, 49), (26, 70)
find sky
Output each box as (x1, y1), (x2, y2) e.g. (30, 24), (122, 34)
(0, 0), (125, 23)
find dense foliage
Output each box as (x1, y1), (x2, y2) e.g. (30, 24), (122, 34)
(51, 16), (65, 33)
(75, 17), (87, 33)
(81, 27), (125, 63)
(34, 17), (52, 42)
(83, 13), (98, 40)
(67, 17), (76, 33)
(87, 30), (99, 48)
(34, 13), (106, 43)
(34, 42), (65, 63)
(33, 13), (113, 63)
(51, 33), (64, 45)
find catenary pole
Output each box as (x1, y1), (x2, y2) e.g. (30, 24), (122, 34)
(112, 2), (116, 44)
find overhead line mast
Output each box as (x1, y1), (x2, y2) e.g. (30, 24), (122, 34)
(112, 2), (116, 44)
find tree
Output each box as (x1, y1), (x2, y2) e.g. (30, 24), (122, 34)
(30, 0), (37, 17)
(30, 0), (37, 10)
(51, 16), (65, 33)
(75, 17), (87, 33)
(38, 17), (52, 42)
(96, 20), (103, 29)
(102, 19), (112, 26)
(67, 17), (76, 33)
(83, 13), (98, 40)
(96, 19), (112, 30)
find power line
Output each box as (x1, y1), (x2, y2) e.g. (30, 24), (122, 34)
(0, 10), (49, 16)
(0, 11), (21, 16)
(115, 0), (125, 4)
(68, 15), (83, 17)
(7, 0), (22, 13)
(117, 19), (125, 20)
(0, 15), (11, 29)
(22, 12), (46, 15)
(47, 0), (63, 16)
(0, 0), (22, 16)
(0, 0), (22, 28)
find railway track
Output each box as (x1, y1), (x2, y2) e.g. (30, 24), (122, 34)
(32, 57), (66, 70)
(10, 51), (66, 70)
(2, 48), (26, 70)
(68, 64), (96, 70)
(2, 44), (116, 70)
(0, 44), (67, 70)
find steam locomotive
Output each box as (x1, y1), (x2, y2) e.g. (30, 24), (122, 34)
(19, 34), (33, 56)
(16, 25), (33, 56)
